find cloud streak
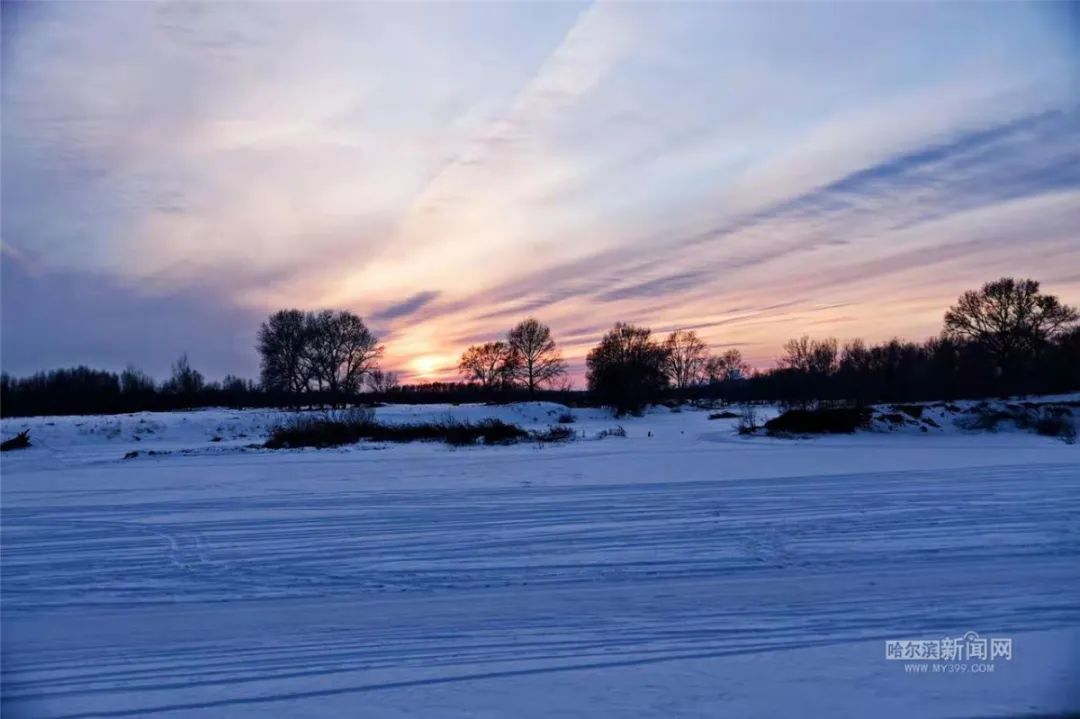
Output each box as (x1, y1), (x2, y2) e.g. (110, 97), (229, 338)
(371, 291), (441, 322)
(2, 2), (1077, 381)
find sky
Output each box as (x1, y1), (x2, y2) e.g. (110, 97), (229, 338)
(2, 1), (1079, 384)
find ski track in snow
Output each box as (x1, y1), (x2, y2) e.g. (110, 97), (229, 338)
(2, 405), (1079, 717)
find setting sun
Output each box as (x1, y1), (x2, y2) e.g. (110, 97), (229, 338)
(411, 355), (444, 380)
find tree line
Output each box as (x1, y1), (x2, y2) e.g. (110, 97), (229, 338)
(455, 277), (1078, 414)
(578, 278), (1078, 413)
(2, 277), (1077, 417)
(0, 356), (265, 418)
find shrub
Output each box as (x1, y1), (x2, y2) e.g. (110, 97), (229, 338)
(533, 425), (576, 443)
(955, 403), (1076, 442)
(557, 411), (576, 424)
(264, 414), (363, 449)
(444, 419), (529, 446)
(1, 430), (31, 452)
(596, 425), (627, 439)
(736, 406), (759, 435)
(764, 407), (872, 435)
(1033, 413), (1076, 443)
(264, 412), (529, 449)
(708, 410), (739, 420)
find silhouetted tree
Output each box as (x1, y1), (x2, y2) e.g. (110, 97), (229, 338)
(258, 308), (382, 404)
(836, 338), (929, 403)
(162, 354), (204, 396)
(507, 318), (566, 392)
(0, 367), (123, 416)
(221, 375), (250, 394)
(258, 309), (311, 395)
(779, 336), (839, 375)
(664, 330), (708, 388)
(305, 310), (382, 401)
(586, 323), (670, 415)
(120, 365), (156, 396)
(367, 369), (401, 393)
(944, 277), (1078, 391)
(705, 349), (749, 383)
(1044, 326), (1080, 392)
(459, 341), (518, 388)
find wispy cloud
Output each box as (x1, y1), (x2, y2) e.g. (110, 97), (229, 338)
(2, 2), (1077, 380)
(371, 291), (441, 322)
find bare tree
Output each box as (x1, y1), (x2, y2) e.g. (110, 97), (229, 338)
(258, 309), (381, 404)
(366, 369), (401, 394)
(586, 323), (670, 415)
(779, 336), (839, 375)
(336, 312), (382, 394)
(944, 277), (1079, 370)
(459, 341), (518, 388)
(663, 330), (709, 388)
(507, 318), (566, 392)
(120, 365), (156, 396)
(162, 354), (204, 395)
(705, 349), (750, 382)
(838, 339), (871, 376)
(258, 309), (311, 395)
(305, 310), (382, 400)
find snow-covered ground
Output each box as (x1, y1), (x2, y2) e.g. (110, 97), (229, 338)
(2, 402), (1078, 717)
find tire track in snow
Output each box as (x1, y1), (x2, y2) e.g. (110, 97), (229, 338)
(2, 461), (1079, 715)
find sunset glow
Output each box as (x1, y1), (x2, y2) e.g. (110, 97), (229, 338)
(410, 355), (447, 381)
(2, 2), (1077, 384)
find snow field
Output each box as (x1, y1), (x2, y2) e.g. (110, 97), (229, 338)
(2, 402), (1078, 717)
